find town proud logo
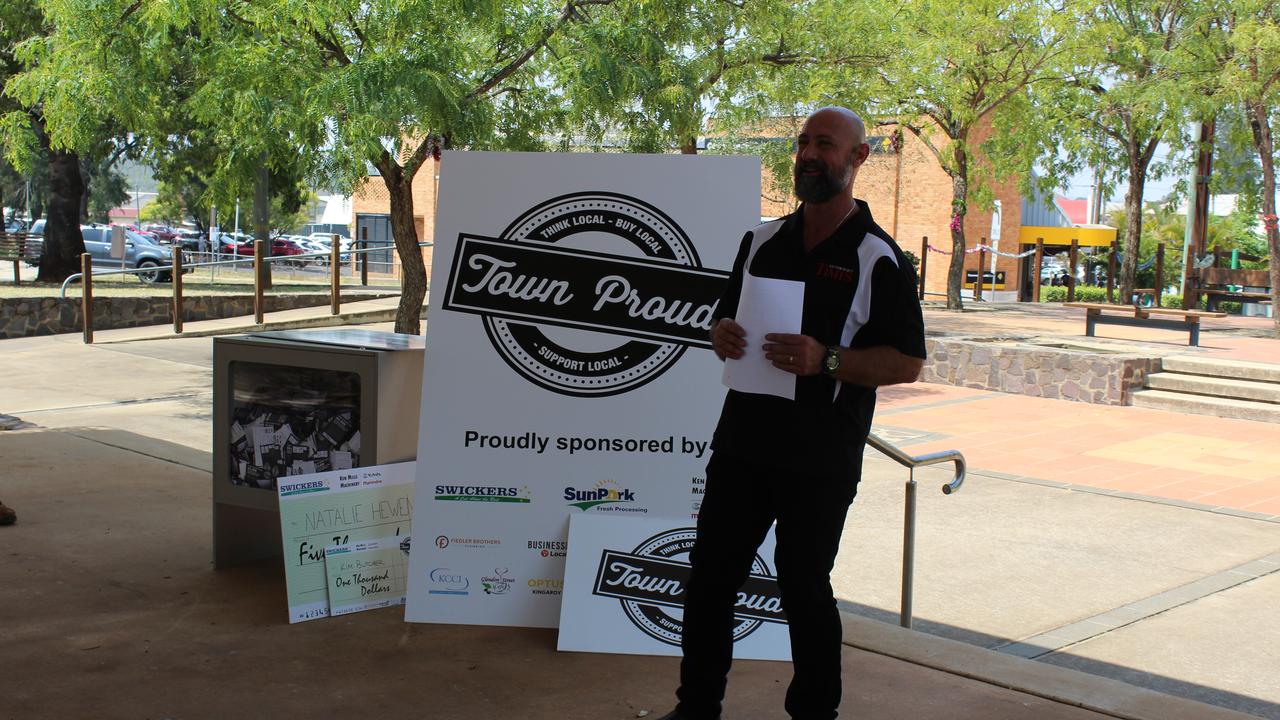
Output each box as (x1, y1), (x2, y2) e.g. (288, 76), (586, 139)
(592, 528), (786, 647)
(442, 192), (730, 397)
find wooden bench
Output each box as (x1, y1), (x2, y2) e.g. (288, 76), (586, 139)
(1064, 302), (1226, 346)
(1199, 267), (1272, 312)
(0, 233), (40, 284)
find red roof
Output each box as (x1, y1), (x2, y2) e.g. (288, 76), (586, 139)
(1056, 196), (1088, 225)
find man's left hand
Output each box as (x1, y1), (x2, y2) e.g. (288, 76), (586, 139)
(763, 333), (825, 376)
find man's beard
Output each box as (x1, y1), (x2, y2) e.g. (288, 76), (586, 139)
(794, 158), (852, 203)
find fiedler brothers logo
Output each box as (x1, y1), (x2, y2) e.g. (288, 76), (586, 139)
(443, 192), (730, 397)
(592, 528), (786, 646)
(435, 535), (502, 550)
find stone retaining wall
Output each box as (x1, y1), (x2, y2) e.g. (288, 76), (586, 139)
(0, 294), (384, 339)
(921, 336), (1161, 406)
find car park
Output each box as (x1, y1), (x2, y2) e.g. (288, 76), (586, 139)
(81, 225), (190, 283)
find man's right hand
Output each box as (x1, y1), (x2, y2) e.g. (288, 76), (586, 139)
(710, 318), (747, 360)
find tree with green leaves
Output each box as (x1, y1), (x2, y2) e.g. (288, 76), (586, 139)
(0, 4), (88, 281)
(25, 0), (619, 332)
(1026, 0), (1201, 304)
(1212, 0), (1280, 333)
(824, 0), (1075, 309)
(554, 0), (819, 154)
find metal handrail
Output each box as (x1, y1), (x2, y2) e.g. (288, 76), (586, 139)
(865, 431), (966, 629)
(59, 241), (432, 297)
(866, 432), (966, 494)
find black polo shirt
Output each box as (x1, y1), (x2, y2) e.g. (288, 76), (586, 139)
(710, 200), (926, 479)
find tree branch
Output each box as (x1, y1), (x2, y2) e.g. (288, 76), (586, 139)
(463, 0), (615, 106)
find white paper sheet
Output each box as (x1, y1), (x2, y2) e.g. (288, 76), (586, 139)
(721, 274), (805, 400)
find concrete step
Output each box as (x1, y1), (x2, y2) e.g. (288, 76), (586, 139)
(1146, 372), (1280, 404)
(1161, 356), (1280, 383)
(1131, 389), (1280, 423)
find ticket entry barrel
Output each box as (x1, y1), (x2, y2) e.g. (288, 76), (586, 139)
(211, 329), (424, 568)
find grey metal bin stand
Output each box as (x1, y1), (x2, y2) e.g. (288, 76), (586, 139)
(211, 329), (424, 569)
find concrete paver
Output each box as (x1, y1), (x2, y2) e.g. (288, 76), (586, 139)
(1040, 572), (1280, 719)
(835, 460), (1280, 652)
(4, 307), (1280, 718)
(0, 430), (1119, 720)
(878, 383), (1280, 517)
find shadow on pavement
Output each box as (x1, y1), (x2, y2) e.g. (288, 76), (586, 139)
(838, 599), (1278, 719)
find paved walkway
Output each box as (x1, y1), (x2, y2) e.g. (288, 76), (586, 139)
(2, 301), (1278, 718)
(877, 383), (1280, 519)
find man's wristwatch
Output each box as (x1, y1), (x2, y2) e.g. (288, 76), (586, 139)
(822, 345), (841, 377)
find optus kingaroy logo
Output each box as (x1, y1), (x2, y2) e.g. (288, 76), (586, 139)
(565, 480), (637, 511)
(593, 528), (786, 647)
(434, 484), (532, 504)
(441, 192), (730, 397)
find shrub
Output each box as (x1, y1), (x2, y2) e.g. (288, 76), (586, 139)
(1039, 286), (1108, 303)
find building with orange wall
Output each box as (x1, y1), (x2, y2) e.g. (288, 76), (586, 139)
(351, 116), (1082, 298)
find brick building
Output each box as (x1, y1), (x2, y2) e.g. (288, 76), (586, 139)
(351, 118), (1089, 297)
(350, 163), (440, 279)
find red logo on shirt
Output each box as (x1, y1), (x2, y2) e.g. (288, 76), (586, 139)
(816, 262), (855, 283)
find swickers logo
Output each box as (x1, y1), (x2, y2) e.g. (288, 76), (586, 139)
(442, 192), (730, 397)
(565, 480), (642, 512)
(434, 484), (532, 504)
(592, 528), (786, 647)
(481, 568), (514, 595)
(427, 567), (470, 596)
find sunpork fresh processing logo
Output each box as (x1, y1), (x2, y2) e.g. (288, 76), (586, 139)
(528, 539), (568, 558)
(481, 568), (514, 595)
(441, 192), (730, 397)
(592, 528), (786, 647)
(565, 480), (643, 512)
(427, 568), (470, 596)
(434, 484), (532, 504)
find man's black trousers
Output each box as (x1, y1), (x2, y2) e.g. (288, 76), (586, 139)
(676, 451), (859, 720)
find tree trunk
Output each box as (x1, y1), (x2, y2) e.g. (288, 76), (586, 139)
(1119, 157), (1146, 303)
(1246, 100), (1280, 336)
(36, 124), (86, 283)
(79, 157), (94, 223)
(382, 162), (428, 335)
(679, 138), (698, 155)
(945, 144), (968, 310)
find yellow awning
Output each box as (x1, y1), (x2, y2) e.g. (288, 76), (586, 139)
(1019, 225), (1117, 248)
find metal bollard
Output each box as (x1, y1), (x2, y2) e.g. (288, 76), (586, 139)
(81, 253), (93, 344)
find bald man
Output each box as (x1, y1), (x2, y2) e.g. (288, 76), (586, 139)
(659, 108), (927, 720)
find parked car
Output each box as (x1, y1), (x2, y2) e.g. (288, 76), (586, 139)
(270, 237), (308, 262)
(143, 225), (181, 244)
(307, 234), (352, 262)
(80, 225), (190, 283)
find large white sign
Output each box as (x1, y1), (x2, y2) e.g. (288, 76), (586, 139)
(557, 514), (790, 660)
(405, 151), (760, 628)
